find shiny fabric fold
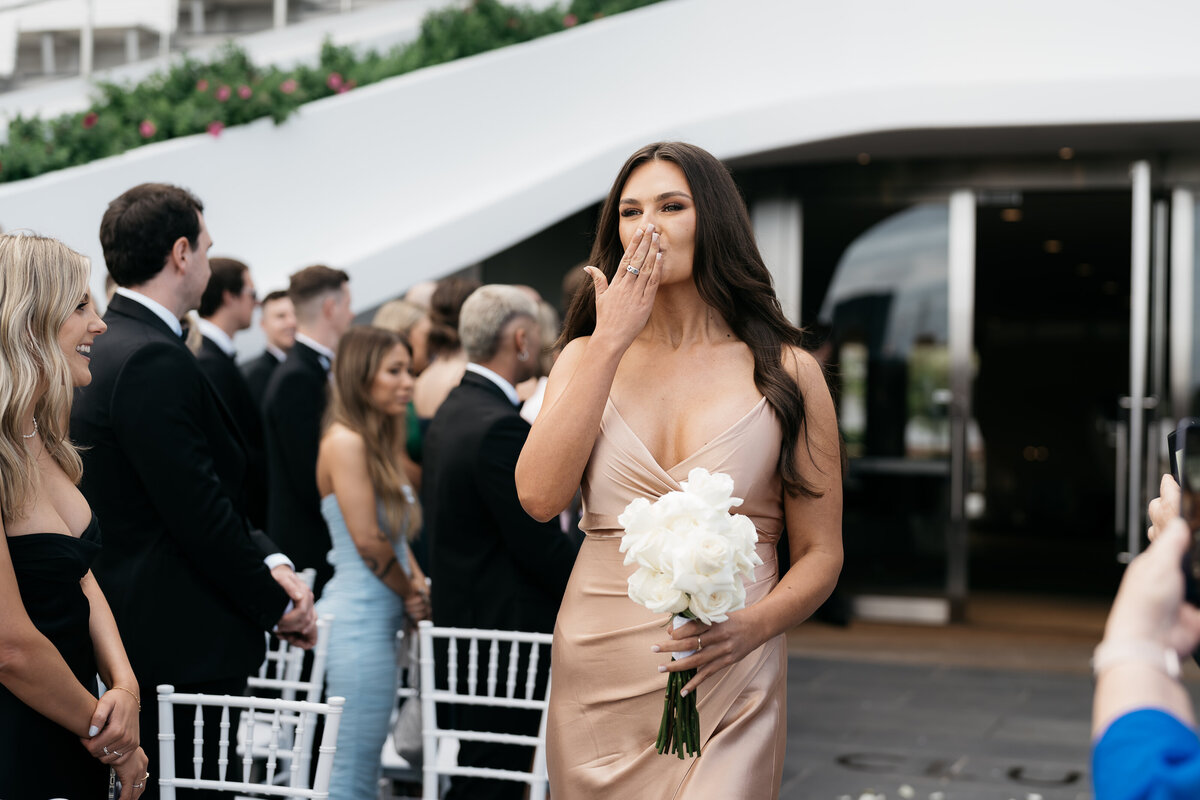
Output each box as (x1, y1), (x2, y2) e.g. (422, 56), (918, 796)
(547, 398), (787, 798)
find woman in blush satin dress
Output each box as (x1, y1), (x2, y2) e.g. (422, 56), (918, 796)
(0, 233), (149, 799)
(516, 142), (843, 798)
(315, 326), (430, 800)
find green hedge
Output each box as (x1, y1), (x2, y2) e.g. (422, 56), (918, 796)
(0, 0), (663, 183)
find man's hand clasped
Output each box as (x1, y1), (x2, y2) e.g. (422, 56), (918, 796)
(272, 564), (318, 649)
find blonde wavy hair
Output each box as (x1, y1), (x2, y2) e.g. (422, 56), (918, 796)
(0, 233), (90, 521)
(324, 326), (421, 540)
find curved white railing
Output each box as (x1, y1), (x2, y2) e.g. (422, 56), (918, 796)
(0, 0), (1198, 325)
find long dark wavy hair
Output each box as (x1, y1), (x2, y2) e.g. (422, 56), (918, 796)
(561, 141), (821, 498)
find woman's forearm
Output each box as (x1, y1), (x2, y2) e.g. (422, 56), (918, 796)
(81, 572), (137, 694)
(0, 629), (99, 737)
(516, 336), (624, 520)
(1093, 662), (1196, 737)
(352, 534), (416, 598)
(749, 546), (842, 643)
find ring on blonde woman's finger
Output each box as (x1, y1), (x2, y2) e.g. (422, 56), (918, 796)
(626, 266), (640, 276)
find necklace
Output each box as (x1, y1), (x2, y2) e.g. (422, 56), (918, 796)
(21, 419), (38, 439)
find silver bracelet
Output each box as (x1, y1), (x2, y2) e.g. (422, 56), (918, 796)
(1092, 639), (1181, 679)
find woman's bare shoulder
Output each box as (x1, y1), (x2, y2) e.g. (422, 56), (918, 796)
(781, 345), (827, 395)
(321, 423), (366, 459)
(557, 335), (590, 364)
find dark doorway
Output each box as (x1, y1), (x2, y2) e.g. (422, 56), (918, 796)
(971, 191), (1129, 596)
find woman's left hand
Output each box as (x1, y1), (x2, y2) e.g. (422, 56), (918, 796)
(404, 590), (431, 622)
(81, 687), (140, 765)
(653, 611), (765, 696)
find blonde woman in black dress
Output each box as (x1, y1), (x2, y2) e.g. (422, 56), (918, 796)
(0, 234), (149, 799)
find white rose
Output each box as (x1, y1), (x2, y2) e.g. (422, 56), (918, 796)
(673, 527), (734, 579)
(627, 567), (688, 615)
(621, 524), (676, 570)
(686, 582), (747, 625)
(681, 468), (743, 513)
(617, 497), (654, 534)
(726, 515), (763, 578)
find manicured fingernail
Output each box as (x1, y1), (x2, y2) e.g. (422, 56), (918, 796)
(89, 725), (100, 737)
(658, 665), (666, 673)
(656, 253), (662, 262)
(680, 689), (689, 698)
(650, 645), (661, 653)
(651, 232), (659, 244)
(646, 223), (655, 233)
(636, 228), (644, 236)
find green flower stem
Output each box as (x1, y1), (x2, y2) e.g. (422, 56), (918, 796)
(655, 668), (699, 758)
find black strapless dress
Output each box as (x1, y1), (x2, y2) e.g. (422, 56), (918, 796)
(0, 517), (109, 799)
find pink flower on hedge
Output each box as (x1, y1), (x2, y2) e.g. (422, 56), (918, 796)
(216, 85), (231, 102)
(280, 78), (297, 95)
(139, 119), (157, 138)
(238, 85), (252, 100)
(82, 112), (98, 129)
(196, 79), (209, 92)
(326, 72), (343, 91)
(336, 79), (357, 94)
(207, 121), (225, 137)
(563, 13), (578, 27)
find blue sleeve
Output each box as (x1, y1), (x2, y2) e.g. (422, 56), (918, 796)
(1093, 708), (1200, 800)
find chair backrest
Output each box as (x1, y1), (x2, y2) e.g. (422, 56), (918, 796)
(248, 610), (331, 703)
(239, 613), (333, 782)
(156, 685), (344, 799)
(417, 620), (554, 800)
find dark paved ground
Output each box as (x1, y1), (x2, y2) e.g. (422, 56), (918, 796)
(781, 654), (1200, 800)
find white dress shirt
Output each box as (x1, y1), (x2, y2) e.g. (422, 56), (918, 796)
(115, 287), (183, 337)
(196, 318), (237, 357)
(466, 363), (521, 407)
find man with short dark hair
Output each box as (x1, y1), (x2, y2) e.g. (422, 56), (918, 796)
(242, 289), (295, 411)
(197, 257), (268, 529)
(263, 264), (353, 592)
(71, 182), (317, 800)
(423, 284), (577, 800)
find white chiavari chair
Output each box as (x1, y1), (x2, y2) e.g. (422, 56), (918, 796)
(156, 686), (344, 799)
(417, 621), (553, 800)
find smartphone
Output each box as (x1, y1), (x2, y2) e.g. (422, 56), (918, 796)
(1171, 418), (1200, 605)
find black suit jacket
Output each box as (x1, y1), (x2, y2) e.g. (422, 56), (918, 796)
(263, 341), (332, 589)
(423, 371), (577, 634)
(70, 294), (288, 686)
(242, 350), (282, 413)
(196, 335), (268, 530)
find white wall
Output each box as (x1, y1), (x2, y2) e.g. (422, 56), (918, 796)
(0, 0), (1198, 351)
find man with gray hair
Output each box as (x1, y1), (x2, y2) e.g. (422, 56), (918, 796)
(422, 284), (577, 800)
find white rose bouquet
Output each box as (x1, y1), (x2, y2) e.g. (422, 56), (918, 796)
(618, 467), (763, 758)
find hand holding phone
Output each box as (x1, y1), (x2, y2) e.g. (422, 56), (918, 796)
(1169, 418), (1200, 606)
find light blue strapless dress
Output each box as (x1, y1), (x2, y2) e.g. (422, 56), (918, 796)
(316, 493), (414, 800)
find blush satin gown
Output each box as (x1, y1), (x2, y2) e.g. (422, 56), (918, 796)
(547, 397), (787, 798)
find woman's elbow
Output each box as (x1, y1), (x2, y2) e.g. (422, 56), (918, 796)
(0, 636), (34, 684)
(518, 488), (561, 523)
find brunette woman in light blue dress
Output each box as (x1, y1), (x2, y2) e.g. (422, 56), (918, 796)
(315, 327), (430, 800)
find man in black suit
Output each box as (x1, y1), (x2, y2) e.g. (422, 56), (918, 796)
(71, 183), (317, 800)
(242, 289), (295, 412)
(422, 284), (578, 800)
(262, 265), (353, 593)
(196, 257), (268, 530)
